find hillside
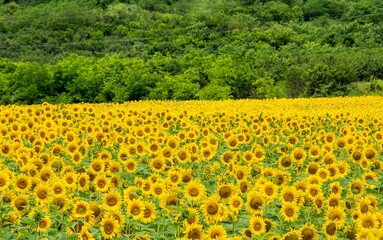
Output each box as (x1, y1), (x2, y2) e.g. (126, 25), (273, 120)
(1, 0), (383, 104)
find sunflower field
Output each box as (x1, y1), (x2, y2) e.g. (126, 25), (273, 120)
(1, 97), (383, 239)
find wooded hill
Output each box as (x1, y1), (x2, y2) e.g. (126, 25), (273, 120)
(1, 0), (383, 104)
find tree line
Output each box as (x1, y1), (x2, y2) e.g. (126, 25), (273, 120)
(1, 0), (383, 104)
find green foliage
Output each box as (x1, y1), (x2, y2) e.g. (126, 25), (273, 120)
(0, 0), (383, 104)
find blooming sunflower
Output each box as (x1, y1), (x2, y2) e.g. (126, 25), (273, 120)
(349, 179), (365, 196)
(77, 173), (90, 192)
(150, 157), (166, 173)
(34, 182), (51, 204)
(0, 170), (11, 191)
(278, 154), (293, 170)
(11, 194), (29, 214)
(14, 174), (31, 193)
(73, 200), (92, 219)
(184, 223), (204, 240)
(37, 215), (52, 232)
(246, 190), (265, 215)
(101, 216), (120, 239)
(141, 201), (156, 224)
(261, 181), (279, 203)
(291, 147), (306, 163)
(184, 179), (207, 202)
(249, 216), (266, 236)
(125, 159), (138, 173)
(93, 174), (111, 193)
(151, 182), (166, 199)
(201, 196), (226, 224)
(281, 202), (299, 222)
(103, 190), (122, 211)
(127, 199), (145, 221)
(322, 221), (337, 240)
(206, 224), (228, 239)
(300, 224), (318, 240)
(183, 207), (200, 226)
(325, 207), (346, 228)
(216, 182), (238, 202)
(280, 186), (300, 204)
(282, 229), (302, 240)
(229, 194), (243, 214)
(358, 212), (378, 229)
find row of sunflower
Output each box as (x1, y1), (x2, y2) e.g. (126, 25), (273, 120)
(0, 97), (383, 239)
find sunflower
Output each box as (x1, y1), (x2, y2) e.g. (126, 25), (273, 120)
(107, 161), (122, 174)
(241, 228), (253, 239)
(278, 154), (293, 170)
(260, 182), (277, 203)
(326, 195), (342, 208)
(78, 223), (95, 240)
(70, 150), (83, 166)
(176, 148), (190, 163)
(51, 197), (69, 212)
(308, 145), (321, 160)
(317, 168), (330, 182)
(14, 174), (31, 193)
(73, 200), (92, 219)
(127, 199), (145, 220)
(306, 162), (319, 175)
(291, 147), (306, 163)
(103, 190), (122, 211)
(253, 147), (266, 162)
(305, 176), (321, 188)
(51, 180), (66, 198)
(216, 182), (238, 202)
(246, 191), (265, 215)
(88, 159), (105, 175)
(162, 146), (173, 159)
(282, 229), (302, 240)
(11, 194), (29, 213)
(322, 221), (337, 240)
(34, 182), (51, 204)
(336, 161), (350, 177)
(229, 194), (243, 213)
(351, 149), (364, 163)
(184, 179), (207, 202)
(364, 146), (377, 160)
(184, 223), (204, 240)
(0, 170), (11, 190)
(349, 179), (365, 196)
(141, 201), (156, 224)
(183, 207), (200, 226)
(93, 175), (111, 193)
(151, 182), (166, 198)
(226, 136), (238, 150)
(300, 224), (318, 240)
(101, 216), (120, 239)
(37, 215), (52, 232)
(206, 224), (228, 239)
(358, 212), (378, 229)
(77, 173), (90, 192)
(0, 142), (12, 156)
(221, 151), (235, 166)
(150, 157), (166, 173)
(307, 184), (322, 200)
(325, 207), (346, 228)
(167, 169), (182, 186)
(125, 159), (137, 173)
(281, 202), (299, 222)
(201, 196), (226, 224)
(280, 186), (299, 204)
(356, 228), (374, 239)
(249, 216), (266, 236)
